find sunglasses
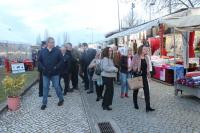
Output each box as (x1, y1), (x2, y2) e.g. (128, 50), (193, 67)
(49, 41), (55, 44)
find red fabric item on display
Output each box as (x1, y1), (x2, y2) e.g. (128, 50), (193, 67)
(189, 31), (195, 58)
(149, 38), (160, 55)
(4, 58), (10, 73)
(153, 66), (162, 79)
(185, 71), (200, 78)
(159, 24), (164, 57)
(162, 48), (167, 56)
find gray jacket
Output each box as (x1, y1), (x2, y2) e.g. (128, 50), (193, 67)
(101, 57), (117, 78)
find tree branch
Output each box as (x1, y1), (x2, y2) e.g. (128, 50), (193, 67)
(178, 0), (190, 7)
(187, 0), (194, 7)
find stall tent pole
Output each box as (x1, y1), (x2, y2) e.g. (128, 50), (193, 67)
(173, 27), (177, 95)
(173, 27), (177, 82)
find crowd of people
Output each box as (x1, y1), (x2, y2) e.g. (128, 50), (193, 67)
(38, 37), (155, 112)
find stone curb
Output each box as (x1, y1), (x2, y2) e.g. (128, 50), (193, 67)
(79, 88), (93, 133)
(0, 79), (38, 114)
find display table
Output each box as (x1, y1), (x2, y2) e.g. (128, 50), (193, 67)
(175, 83), (200, 98)
(153, 65), (184, 84)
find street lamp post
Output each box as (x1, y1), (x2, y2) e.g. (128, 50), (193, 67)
(117, 0), (121, 31)
(131, 3), (135, 27)
(149, 3), (155, 21)
(86, 28), (94, 44)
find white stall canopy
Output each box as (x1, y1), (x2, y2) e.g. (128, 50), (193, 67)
(161, 15), (200, 31)
(108, 19), (159, 39)
(107, 8), (200, 39)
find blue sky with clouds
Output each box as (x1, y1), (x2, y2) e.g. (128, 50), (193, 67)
(0, 0), (133, 45)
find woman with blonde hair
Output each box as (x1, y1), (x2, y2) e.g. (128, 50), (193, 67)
(88, 50), (104, 101)
(131, 45), (155, 112)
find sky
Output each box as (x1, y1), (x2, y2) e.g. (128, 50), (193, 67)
(0, 0), (145, 45)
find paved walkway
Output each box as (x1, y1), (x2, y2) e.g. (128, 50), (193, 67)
(81, 81), (200, 133)
(0, 84), (90, 133)
(1, 80), (200, 133)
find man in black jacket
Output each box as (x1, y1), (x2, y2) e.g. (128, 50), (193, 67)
(38, 41), (47, 97)
(38, 37), (64, 110)
(80, 43), (96, 93)
(60, 46), (71, 95)
(65, 43), (80, 91)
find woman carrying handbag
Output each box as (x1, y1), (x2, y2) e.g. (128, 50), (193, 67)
(131, 45), (155, 112)
(88, 51), (104, 101)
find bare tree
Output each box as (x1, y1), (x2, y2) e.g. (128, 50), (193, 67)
(123, 10), (138, 27)
(143, 0), (200, 15)
(36, 34), (41, 45)
(63, 32), (68, 43)
(44, 29), (49, 41)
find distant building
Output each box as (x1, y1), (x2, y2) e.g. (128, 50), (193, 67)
(0, 40), (32, 61)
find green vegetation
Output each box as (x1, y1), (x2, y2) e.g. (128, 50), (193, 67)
(0, 68), (38, 103)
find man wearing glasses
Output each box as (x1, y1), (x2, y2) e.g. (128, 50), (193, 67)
(38, 37), (64, 110)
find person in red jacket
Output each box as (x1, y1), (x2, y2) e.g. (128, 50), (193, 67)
(4, 57), (10, 73)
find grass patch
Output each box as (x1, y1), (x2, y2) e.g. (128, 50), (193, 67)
(0, 68), (38, 103)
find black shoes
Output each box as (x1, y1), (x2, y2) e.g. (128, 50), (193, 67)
(58, 100), (64, 106)
(103, 106), (112, 111)
(68, 89), (73, 92)
(87, 91), (93, 94)
(146, 107), (155, 112)
(73, 87), (78, 90)
(39, 95), (52, 97)
(96, 98), (100, 101)
(63, 89), (73, 95)
(63, 92), (67, 96)
(41, 100), (64, 110)
(134, 105), (139, 110)
(41, 105), (46, 110)
(96, 96), (103, 101)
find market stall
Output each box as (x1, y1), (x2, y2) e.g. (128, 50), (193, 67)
(161, 14), (200, 96)
(175, 72), (200, 98)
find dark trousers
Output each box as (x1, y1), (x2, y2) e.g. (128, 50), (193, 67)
(79, 73), (84, 82)
(133, 75), (150, 109)
(116, 66), (120, 82)
(83, 68), (89, 90)
(89, 73), (94, 92)
(60, 73), (70, 93)
(102, 77), (114, 107)
(39, 71), (43, 96)
(95, 81), (104, 98)
(71, 65), (79, 89)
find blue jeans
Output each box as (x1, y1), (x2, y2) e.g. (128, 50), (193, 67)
(121, 72), (131, 94)
(43, 75), (64, 105)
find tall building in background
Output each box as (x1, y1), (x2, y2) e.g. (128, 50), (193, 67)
(44, 29), (49, 41)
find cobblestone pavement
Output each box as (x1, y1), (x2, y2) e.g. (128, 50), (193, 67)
(81, 81), (200, 133)
(0, 84), (90, 133)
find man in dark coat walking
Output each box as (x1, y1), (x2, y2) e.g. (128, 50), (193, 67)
(38, 41), (48, 97)
(80, 43), (96, 93)
(38, 37), (64, 110)
(60, 46), (71, 95)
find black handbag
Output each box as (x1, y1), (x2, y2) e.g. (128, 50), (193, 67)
(88, 67), (95, 76)
(95, 63), (102, 75)
(133, 71), (142, 77)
